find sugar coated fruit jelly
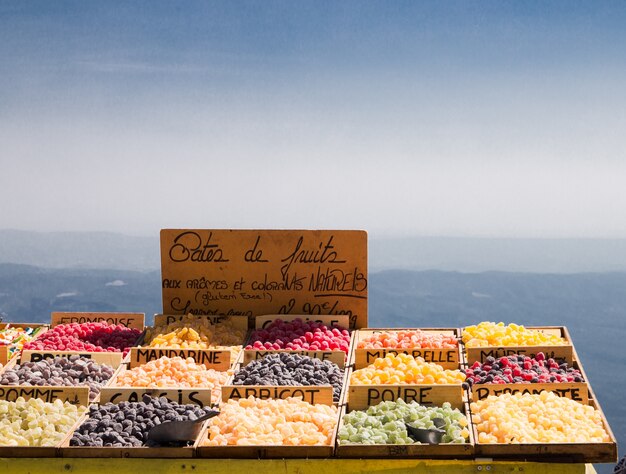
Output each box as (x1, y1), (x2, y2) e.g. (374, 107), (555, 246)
(144, 315), (244, 360)
(470, 391), (610, 444)
(70, 394), (212, 447)
(203, 396), (338, 446)
(114, 356), (231, 403)
(23, 322), (141, 355)
(350, 353), (465, 385)
(357, 330), (458, 349)
(0, 397), (86, 447)
(245, 318), (351, 353)
(233, 353), (344, 402)
(463, 353), (584, 387)
(0, 355), (116, 401)
(0, 326), (43, 356)
(462, 322), (566, 348)
(339, 399), (469, 445)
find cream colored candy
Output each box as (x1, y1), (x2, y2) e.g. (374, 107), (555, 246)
(471, 391), (610, 444)
(204, 397), (338, 446)
(0, 397), (86, 447)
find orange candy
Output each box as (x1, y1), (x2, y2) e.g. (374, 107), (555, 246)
(203, 397), (338, 446)
(114, 356), (231, 403)
(357, 330), (458, 349)
(350, 353), (465, 385)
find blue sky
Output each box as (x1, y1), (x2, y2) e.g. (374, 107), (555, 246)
(1, 2), (626, 237)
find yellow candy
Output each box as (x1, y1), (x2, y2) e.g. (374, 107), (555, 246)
(463, 322), (567, 347)
(471, 391), (610, 444)
(350, 353), (465, 385)
(203, 397), (338, 446)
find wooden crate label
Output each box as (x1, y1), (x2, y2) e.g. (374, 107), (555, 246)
(465, 345), (573, 364)
(20, 350), (123, 367)
(472, 383), (588, 403)
(0, 385), (89, 405)
(255, 314), (350, 329)
(153, 314), (249, 334)
(51, 312), (145, 330)
(99, 387), (211, 407)
(243, 349), (346, 368)
(349, 384), (463, 411)
(222, 385), (334, 405)
(355, 348), (458, 368)
(160, 229), (368, 329)
(128, 347), (230, 370)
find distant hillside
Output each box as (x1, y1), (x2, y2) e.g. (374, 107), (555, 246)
(3, 229), (626, 273)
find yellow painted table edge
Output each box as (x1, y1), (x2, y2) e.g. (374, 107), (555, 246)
(0, 458), (598, 474)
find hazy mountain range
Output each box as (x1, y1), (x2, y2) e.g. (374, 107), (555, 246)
(2, 229), (626, 273)
(0, 230), (624, 471)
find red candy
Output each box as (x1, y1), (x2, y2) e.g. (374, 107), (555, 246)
(245, 318), (351, 354)
(23, 322), (141, 355)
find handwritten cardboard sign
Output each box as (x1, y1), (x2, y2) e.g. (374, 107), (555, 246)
(242, 349), (346, 368)
(99, 387), (212, 407)
(51, 312), (145, 330)
(0, 385), (90, 406)
(21, 350), (123, 367)
(221, 385), (334, 405)
(128, 347), (231, 370)
(348, 384), (464, 411)
(153, 314), (249, 335)
(471, 383), (589, 403)
(160, 229), (368, 328)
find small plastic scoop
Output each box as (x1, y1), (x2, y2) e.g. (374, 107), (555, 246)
(147, 410), (220, 445)
(405, 417), (446, 444)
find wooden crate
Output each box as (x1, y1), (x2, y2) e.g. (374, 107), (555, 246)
(463, 326), (574, 364)
(59, 390), (213, 458)
(352, 328), (461, 369)
(347, 383), (465, 411)
(335, 403), (475, 459)
(0, 386), (89, 458)
(471, 397), (617, 463)
(195, 404), (340, 459)
(0, 323), (48, 365)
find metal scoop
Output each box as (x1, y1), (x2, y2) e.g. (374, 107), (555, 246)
(405, 417), (446, 444)
(147, 409), (220, 445)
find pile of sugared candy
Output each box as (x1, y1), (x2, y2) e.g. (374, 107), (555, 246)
(245, 318), (351, 353)
(144, 315), (245, 361)
(0, 397), (86, 447)
(471, 391), (610, 444)
(203, 396), (338, 446)
(233, 353), (344, 402)
(339, 399), (469, 445)
(70, 395), (211, 447)
(23, 322), (141, 355)
(0, 325), (44, 357)
(464, 353), (584, 387)
(351, 353), (466, 385)
(0, 355), (116, 401)
(463, 322), (567, 347)
(114, 356), (231, 403)
(357, 330), (458, 349)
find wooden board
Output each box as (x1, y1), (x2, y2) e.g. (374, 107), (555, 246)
(336, 403), (475, 459)
(127, 347), (231, 370)
(20, 350), (124, 368)
(153, 313), (249, 335)
(470, 383), (589, 403)
(353, 328), (460, 369)
(160, 229), (368, 328)
(0, 385), (90, 406)
(242, 349), (346, 368)
(221, 384), (335, 405)
(471, 398), (617, 463)
(51, 312), (145, 330)
(98, 387), (212, 408)
(348, 384), (464, 411)
(0, 346), (8, 366)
